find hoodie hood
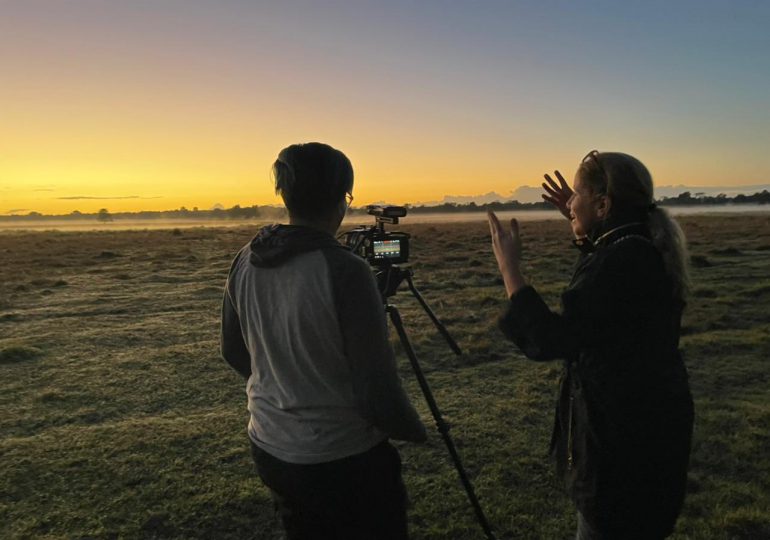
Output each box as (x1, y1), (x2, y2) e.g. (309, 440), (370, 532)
(249, 224), (345, 267)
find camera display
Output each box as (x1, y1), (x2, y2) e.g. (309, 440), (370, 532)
(372, 239), (403, 260)
(341, 205), (411, 266)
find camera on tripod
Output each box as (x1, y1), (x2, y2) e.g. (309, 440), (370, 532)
(339, 205), (495, 538)
(341, 205), (411, 266)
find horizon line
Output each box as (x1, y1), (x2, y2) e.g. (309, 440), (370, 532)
(4, 188), (770, 218)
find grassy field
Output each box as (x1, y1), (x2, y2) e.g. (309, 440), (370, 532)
(1, 213), (769, 539)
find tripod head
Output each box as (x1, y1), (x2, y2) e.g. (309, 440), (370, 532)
(375, 263), (413, 299)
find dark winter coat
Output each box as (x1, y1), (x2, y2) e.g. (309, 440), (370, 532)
(499, 222), (694, 537)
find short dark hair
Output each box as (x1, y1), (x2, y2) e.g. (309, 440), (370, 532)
(273, 142), (354, 220)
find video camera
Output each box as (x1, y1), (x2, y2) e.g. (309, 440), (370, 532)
(341, 205), (411, 266)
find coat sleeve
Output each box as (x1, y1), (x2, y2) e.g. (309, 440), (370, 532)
(220, 255), (252, 379)
(326, 251), (427, 443)
(499, 240), (667, 362)
(498, 285), (582, 361)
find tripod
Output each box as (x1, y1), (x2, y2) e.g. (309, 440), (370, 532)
(376, 264), (496, 540)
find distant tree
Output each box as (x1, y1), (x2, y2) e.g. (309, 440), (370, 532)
(225, 204), (258, 219)
(97, 208), (113, 222)
(227, 204), (242, 219)
(664, 192), (697, 206)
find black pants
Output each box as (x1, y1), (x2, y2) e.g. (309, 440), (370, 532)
(250, 440), (409, 540)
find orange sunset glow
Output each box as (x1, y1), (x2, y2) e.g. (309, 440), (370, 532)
(2, 2), (769, 215)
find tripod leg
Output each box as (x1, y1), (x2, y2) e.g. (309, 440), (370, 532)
(404, 274), (462, 356)
(387, 305), (496, 540)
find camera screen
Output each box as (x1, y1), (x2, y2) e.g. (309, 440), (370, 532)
(372, 239), (401, 259)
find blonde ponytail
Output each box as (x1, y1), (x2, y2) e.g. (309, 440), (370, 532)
(648, 206), (690, 304)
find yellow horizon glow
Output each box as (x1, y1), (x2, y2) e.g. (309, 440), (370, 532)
(3, 86), (759, 216)
(2, 2), (768, 216)
(3, 146), (762, 215)
(1, 100), (554, 214)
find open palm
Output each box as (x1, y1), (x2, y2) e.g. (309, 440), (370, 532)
(541, 170), (573, 220)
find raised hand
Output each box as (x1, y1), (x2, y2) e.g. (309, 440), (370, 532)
(542, 170), (573, 220)
(487, 211), (526, 297)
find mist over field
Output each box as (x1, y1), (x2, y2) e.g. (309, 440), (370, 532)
(1, 205), (768, 232)
(1, 214), (769, 539)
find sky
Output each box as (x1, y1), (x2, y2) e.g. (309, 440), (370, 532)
(1, 0), (769, 215)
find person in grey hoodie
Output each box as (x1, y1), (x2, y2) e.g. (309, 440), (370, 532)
(221, 142), (427, 540)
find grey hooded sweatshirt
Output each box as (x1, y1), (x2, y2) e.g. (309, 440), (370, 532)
(221, 224), (426, 464)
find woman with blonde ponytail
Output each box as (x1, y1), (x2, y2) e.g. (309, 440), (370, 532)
(489, 151), (694, 539)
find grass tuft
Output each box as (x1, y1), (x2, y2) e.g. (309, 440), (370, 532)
(720, 507), (770, 539)
(0, 344), (42, 364)
(710, 247), (743, 256)
(690, 255), (712, 267)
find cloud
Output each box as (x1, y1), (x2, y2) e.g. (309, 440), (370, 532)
(417, 183), (770, 206)
(419, 187), (545, 205)
(0, 184), (56, 192)
(55, 195), (162, 200)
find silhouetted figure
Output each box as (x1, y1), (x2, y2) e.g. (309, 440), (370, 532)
(489, 151), (694, 539)
(221, 142), (426, 540)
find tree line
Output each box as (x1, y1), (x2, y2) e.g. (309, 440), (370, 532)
(2, 190), (768, 222)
